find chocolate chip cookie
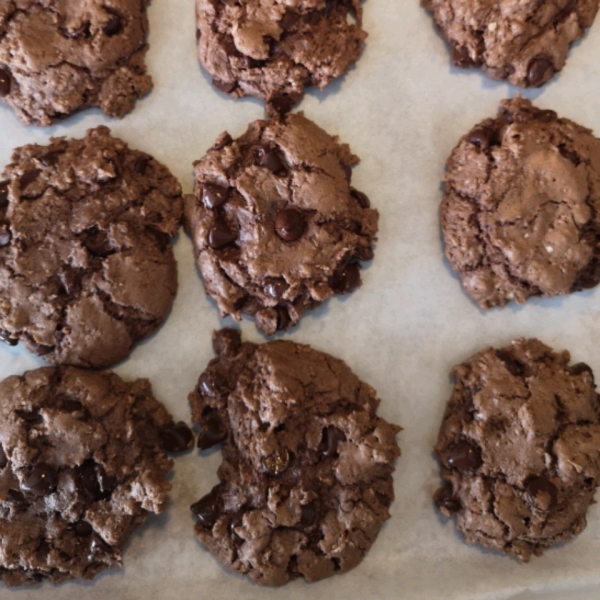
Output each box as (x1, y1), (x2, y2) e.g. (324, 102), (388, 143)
(188, 329), (401, 586)
(422, 0), (599, 87)
(195, 0), (367, 115)
(184, 113), (378, 335)
(0, 0), (152, 126)
(434, 338), (600, 562)
(0, 365), (193, 586)
(441, 97), (600, 309)
(0, 126), (183, 368)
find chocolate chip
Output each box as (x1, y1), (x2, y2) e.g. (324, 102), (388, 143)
(0, 68), (11, 96)
(74, 521), (93, 536)
(96, 466), (117, 496)
(15, 408), (42, 423)
(280, 9), (299, 31)
(354, 245), (374, 262)
(0, 181), (8, 207)
(0, 330), (17, 346)
(300, 501), (318, 527)
(22, 463), (58, 496)
(570, 362), (593, 377)
(210, 133), (233, 152)
(60, 397), (84, 412)
(212, 77), (237, 94)
(0, 445), (7, 469)
(39, 150), (62, 167)
(319, 426), (346, 458)
(256, 146), (285, 174)
(202, 184), (230, 209)
(160, 422), (194, 453)
(536, 109), (557, 123)
(446, 440), (482, 473)
(198, 371), (228, 396)
(452, 45), (475, 67)
(350, 188), (370, 208)
(78, 460), (116, 500)
(434, 482), (461, 514)
(263, 448), (290, 475)
(191, 486), (221, 528)
(558, 144), (580, 166)
(197, 416), (227, 450)
(305, 11), (321, 25)
(82, 227), (114, 257)
(524, 476), (558, 511)
(212, 328), (241, 356)
(342, 164), (352, 182)
(88, 534), (112, 559)
(275, 208), (306, 242)
(270, 94), (294, 115)
(495, 349), (528, 377)
(133, 156), (148, 174)
(331, 263), (361, 294)
(527, 57), (553, 87)
(7, 489), (27, 507)
(64, 22), (91, 39)
(103, 16), (122, 36)
(196, 28), (201, 42)
(467, 125), (495, 150)
(20, 169), (41, 189)
(58, 269), (82, 297)
(33, 343), (53, 356)
(263, 277), (287, 299)
(276, 306), (291, 331)
(0, 225), (11, 247)
(208, 219), (237, 249)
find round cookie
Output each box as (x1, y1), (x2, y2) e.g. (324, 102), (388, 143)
(188, 329), (401, 586)
(0, 365), (193, 586)
(0, 0), (153, 126)
(434, 338), (600, 562)
(0, 126), (183, 368)
(184, 112), (378, 335)
(195, 0), (367, 115)
(441, 97), (600, 309)
(422, 0), (599, 87)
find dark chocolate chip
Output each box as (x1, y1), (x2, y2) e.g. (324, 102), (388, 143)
(0, 181), (8, 207)
(348, 220), (361, 234)
(210, 133), (233, 151)
(60, 397), (84, 412)
(270, 94), (294, 115)
(212, 328), (241, 356)
(0, 330), (17, 346)
(64, 22), (91, 39)
(446, 440), (482, 473)
(191, 486), (221, 528)
(88, 534), (112, 559)
(263, 448), (290, 475)
(160, 422), (194, 453)
(78, 460), (116, 500)
(7, 489), (27, 507)
(96, 465), (117, 496)
(524, 476), (558, 511)
(276, 306), (291, 331)
(280, 9), (299, 30)
(15, 408), (42, 423)
(0, 68), (12, 96)
(495, 349), (527, 377)
(197, 416), (227, 450)
(570, 362), (593, 377)
(22, 463), (58, 496)
(212, 77), (237, 94)
(256, 146), (285, 174)
(82, 227), (114, 257)
(527, 57), (553, 87)
(198, 371), (228, 396)
(0, 445), (7, 469)
(20, 169), (41, 189)
(300, 501), (318, 527)
(39, 150), (62, 168)
(58, 269), (82, 297)
(354, 245), (374, 262)
(0, 225), (11, 247)
(103, 16), (122, 36)
(536, 109), (557, 123)
(331, 263), (361, 294)
(263, 277), (287, 299)
(319, 426), (346, 458)
(33, 343), (53, 356)
(74, 521), (93, 536)
(208, 220), (237, 249)
(467, 125), (495, 150)
(133, 156), (148, 174)
(452, 45), (475, 67)
(305, 11), (321, 25)
(196, 28), (201, 42)
(275, 208), (306, 242)
(350, 188), (370, 208)
(342, 164), (352, 182)
(558, 144), (580, 166)
(202, 184), (230, 209)
(434, 482), (461, 513)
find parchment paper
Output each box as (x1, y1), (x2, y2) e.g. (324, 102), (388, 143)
(1, 1), (600, 598)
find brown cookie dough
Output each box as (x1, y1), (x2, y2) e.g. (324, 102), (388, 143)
(0, 366), (193, 586)
(0, 126), (183, 368)
(0, 0), (153, 126)
(422, 0), (599, 87)
(195, 0), (367, 115)
(188, 329), (401, 586)
(184, 113), (378, 335)
(434, 338), (600, 562)
(441, 97), (600, 309)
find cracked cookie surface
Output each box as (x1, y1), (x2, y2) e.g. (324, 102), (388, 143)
(0, 0), (153, 126)
(0, 126), (183, 368)
(184, 112), (378, 335)
(188, 328), (401, 586)
(0, 366), (182, 586)
(441, 97), (600, 309)
(434, 338), (600, 562)
(196, 0), (367, 115)
(422, 0), (599, 87)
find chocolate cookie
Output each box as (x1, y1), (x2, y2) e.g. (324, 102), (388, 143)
(0, 365), (193, 586)
(184, 113), (378, 335)
(0, 126), (183, 368)
(195, 0), (367, 115)
(441, 98), (600, 309)
(422, 0), (599, 87)
(188, 329), (401, 586)
(0, 0), (152, 126)
(434, 338), (600, 562)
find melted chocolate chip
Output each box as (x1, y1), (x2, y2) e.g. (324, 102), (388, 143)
(20, 169), (41, 189)
(527, 57), (553, 87)
(191, 486), (221, 528)
(0, 445), (7, 469)
(524, 476), (558, 511)
(300, 501), (318, 528)
(446, 440), (482, 473)
(342, 164), (352, 182)
(22, 463), (58, 496)
(256, 146), (285, 174)
(263, 277), (287, 299)
(467, 125), (495, 150)
(103, 16), (122, 36)
(331, 263), (361, 294)
(558, 144), (580, 166)
(64, 22), (91, 39)
(88, 534), (112, 559)
(0, 330), (17, 346)
(276, 306), (291, 330)
(15, 408), (42, 423)
(78, 460), (116, 500)
(320, 426), (346, 458)
(82, 227), (114, 257)
(570, 362), (593, 377)
(96, 466), (117, 496)
(275, 208), (306, 242)
(536, 109), (557, 123)
(212, 77), (237, 94)
(263, 448), (290, 475)
(197, 416), (227, 450)
(39, 150), (62, 167)
(199, 371), (228, 396)
(452, 45), (475, 67)
(60, 397), (84, 412)
(0, 68), (11, 96)
(0, 225), (11, 247)
(33, 343), (53, 356)
(7, 489), (27, 507)
(208, 220), (237, 249)
(495, 349), (528, 377)
(202, 184), (230, 209)
(270, 94), (294, 115)
(196, 28), (201, 42)
(434, 482), (461, 513)
(74, 521), (93, 536)
(133, 156), (148, 174)
(160, 422), (194, 453)
(0, 181), (8, 207)
(58, 269), (82, 297)
(354, 245), (374, 262)
(212, 328), (241, 356)
(350, 188), (370, 208)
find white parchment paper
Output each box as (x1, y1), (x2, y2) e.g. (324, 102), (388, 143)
(1, 1), (600, 598)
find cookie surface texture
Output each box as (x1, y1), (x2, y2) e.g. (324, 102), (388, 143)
(0, 366), (177, 586)
(441, 97), (600, 309)
(422, 0), (599, 87)
(188, 329), (401, 586)
(195, 0), (367, 114)
(184, 112), (378, 335)
(0, 0), (153, 126)
(0, 126), (183, 368)
(434, 338), (600, 562)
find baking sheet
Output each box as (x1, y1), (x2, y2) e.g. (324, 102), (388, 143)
(2, 1), (600, 598)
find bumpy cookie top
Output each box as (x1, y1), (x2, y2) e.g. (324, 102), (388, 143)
(422, 0), (599, 87)
(188, 329), (401, 586)
(0, 366), (182, 586)
(184, 112), (378, 335)
(195, 0), (367, 114)
(0, 126), (183, 368)
(434, 338), (600, 562)
(0, 0), (152, 125)
(441, 97), (600, 309)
